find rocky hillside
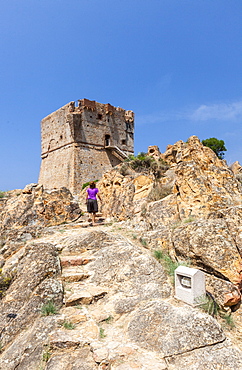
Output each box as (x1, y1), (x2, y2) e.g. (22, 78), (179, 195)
(0, 136), (242, 369)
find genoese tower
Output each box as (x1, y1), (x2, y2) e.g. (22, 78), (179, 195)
(38, 99), (134, 194)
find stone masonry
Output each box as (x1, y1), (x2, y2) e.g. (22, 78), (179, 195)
(38, 99), (134, 194)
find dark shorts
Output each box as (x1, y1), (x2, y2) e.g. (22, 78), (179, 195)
(87, 199), (98, 213)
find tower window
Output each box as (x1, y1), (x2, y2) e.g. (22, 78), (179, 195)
(121, 139), (126, 145)
(98, 114), (103, 120)
(105, 135), (110, 146)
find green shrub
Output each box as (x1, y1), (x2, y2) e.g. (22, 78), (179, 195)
(41, 301), (58, 316)
(75, 304), (83, 309)
(196, 293), (235, 328)
(124, 152), (154, 172)
(0, 270), (13, 299)
(99, 327), (106, 338)
(184, 216), (196, 223)
(104, 315), (113, 323)
(196, 294), (218, 317)
(154, 250), (189, 281)
(62, 321), (75, 330)
(0, 191), (5, 199)
(139, 237), (147, 247)
(125, 154), (136, 162)
(222, 313), (235, 329)
(42, 347), (51, 362)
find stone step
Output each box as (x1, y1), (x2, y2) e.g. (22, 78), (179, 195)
(62, 267), (90, 282)
(60, 255), (93, 267)
(65, 285), (109, 306)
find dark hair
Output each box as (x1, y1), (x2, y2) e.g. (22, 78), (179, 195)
(89, 181), (96, 189)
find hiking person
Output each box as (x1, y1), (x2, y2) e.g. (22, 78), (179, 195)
(86, 181), (102, 225)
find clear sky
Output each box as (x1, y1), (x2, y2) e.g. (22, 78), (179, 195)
(1, 0), (242, 190)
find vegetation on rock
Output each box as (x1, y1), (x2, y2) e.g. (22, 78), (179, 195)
(41, 301), (58, 316)
(202, 137), (227, 159)
(0, 269), (12, 298)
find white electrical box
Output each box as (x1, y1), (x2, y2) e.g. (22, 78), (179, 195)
(175, 266), (206, 306)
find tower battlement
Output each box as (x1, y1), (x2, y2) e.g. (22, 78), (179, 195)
(39, 99), (134, 194)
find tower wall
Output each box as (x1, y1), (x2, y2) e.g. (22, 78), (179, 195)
(38, 99), (134, 194)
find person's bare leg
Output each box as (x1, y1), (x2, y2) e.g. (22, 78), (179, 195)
(92, 212), (96, 225)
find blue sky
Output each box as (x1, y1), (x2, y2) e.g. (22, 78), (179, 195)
(1, 0), (242, 190)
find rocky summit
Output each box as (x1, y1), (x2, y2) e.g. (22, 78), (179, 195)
(1, 136), (242, 369)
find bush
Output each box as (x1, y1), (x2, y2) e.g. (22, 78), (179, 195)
(130, 156), (154, 172)
(196, 293), (218, 317)
(99, 327), (106, 338)
(150, 159), (170, 179)
(62, 321), (75, 330)
(124, 152), (155, 172)
(196, 293), (235, 328)
(0, 191), (5, 199)
(124, 153), (170, 177)
(41, 301), (58, 316)
(0, 269), (13, 299)
(154, 250), (189, 283)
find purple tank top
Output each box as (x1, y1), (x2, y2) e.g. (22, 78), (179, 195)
(87, 188), (99, 200)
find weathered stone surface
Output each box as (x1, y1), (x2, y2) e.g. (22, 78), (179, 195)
(0, 185), (81, 260)
(205, 273), (240, 307)
(84, 232), (172, 308)
(166, 341), (242, 370)
(0, 316), (57, 370)
(1, 185), (81, 229)
(172, 219), (242, 285)
(162, 136), (242, 219)
(46, 347), (99, 370)
(60, 255), (91, 267)
(61, 267), (90, 282)
(231, 160), (242, 175)
(147, 145), (161, 160)
(128, 300), (225, 357)
(0, 242), (62, 348)
(97, 169), (137, 220)
(144, 194), (179, 228)
(65, 285), (109, 306)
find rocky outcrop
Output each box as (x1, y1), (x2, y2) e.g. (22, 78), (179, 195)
(231, 161), (242, 175)
(1, 184), (81, 230)
(163, 136), (242, 219)
(1, 227), (241, 369)
(98, 136), (242, 224)
(1, 135), (242, 368)
(0, 184), (81, 260)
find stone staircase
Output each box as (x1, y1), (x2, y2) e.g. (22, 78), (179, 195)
(46, 248), (110, 363)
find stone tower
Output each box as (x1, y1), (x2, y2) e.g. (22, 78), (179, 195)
(38, 99), (134, 194)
